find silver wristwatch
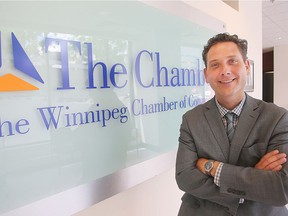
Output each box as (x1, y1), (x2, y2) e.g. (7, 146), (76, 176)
(204, 160), (214, 176)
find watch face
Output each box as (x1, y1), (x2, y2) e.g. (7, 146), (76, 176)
(205, 160), (213, 171)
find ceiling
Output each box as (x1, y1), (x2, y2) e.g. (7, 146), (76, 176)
(263, 0), (288, 52)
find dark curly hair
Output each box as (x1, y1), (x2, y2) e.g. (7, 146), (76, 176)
(202, 33), (248, 67)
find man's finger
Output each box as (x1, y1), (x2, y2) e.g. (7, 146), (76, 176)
(264, 156), (287, 170)
(262, 153), (287, 168)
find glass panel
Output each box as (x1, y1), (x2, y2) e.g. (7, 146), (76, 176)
(0, 1), (217, 213)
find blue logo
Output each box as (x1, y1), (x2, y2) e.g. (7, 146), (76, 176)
(0, 32), (44, 91)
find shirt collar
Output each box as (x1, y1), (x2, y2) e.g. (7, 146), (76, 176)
(215, 94), (246, 118)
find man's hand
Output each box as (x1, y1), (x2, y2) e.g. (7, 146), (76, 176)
(255, 150), (287, 171)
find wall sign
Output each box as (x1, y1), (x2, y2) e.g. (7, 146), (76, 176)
(0, 1), (218, 214)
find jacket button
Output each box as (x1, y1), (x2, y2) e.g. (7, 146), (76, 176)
(227, 188), (235, 193)
(236, 191), (241, 195)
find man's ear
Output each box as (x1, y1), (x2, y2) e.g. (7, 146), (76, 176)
(204, 68), (209, 83)
(245, 59), (251, 76)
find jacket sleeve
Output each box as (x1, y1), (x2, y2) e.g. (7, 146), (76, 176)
(219, 111), (288, 206)
(175, 113), (240, 209)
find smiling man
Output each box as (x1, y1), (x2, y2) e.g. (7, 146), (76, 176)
(176, 33), (288, 216)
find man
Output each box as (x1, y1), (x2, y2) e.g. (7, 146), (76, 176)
(176, 33), (288, 216)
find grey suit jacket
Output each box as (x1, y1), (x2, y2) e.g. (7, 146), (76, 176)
(176, 95), (288, 216)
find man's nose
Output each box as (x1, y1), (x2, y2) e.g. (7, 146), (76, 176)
(221, 64), (231, 75)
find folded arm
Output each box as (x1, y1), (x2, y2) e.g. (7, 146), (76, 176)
(196, 112), (288, 206)
(176, 110), (288, 208)
(175, 115), (240, 209)
(197, 150), (287, 178)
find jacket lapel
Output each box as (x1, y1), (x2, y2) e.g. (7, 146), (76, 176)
(228, 95), (261, 164)
(204, 99), (230, 162)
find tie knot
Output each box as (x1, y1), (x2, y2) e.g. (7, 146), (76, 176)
(225, 112), (234, 122)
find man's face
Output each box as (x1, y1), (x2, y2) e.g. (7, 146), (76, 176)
(204, 41), (250, 103)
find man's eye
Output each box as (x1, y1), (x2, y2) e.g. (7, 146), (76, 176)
(229, 59), (238, 64)
(210, 63), (219, 68)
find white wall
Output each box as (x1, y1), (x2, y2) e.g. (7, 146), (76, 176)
(273, 44), (288, 213)
(74, 168), (182, 216)
(274, 45), (288, 109)
(188, 0), (262, 99)
(74, 1), (263, 216)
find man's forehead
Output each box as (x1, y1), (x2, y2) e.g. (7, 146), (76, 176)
(207, 43), (241, 59)
(208, 55), (239, 62)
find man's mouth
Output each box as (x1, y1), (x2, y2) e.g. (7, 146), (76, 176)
(219, 78), (235, 84)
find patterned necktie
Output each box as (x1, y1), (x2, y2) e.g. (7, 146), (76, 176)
(225, 112), (234, 142)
